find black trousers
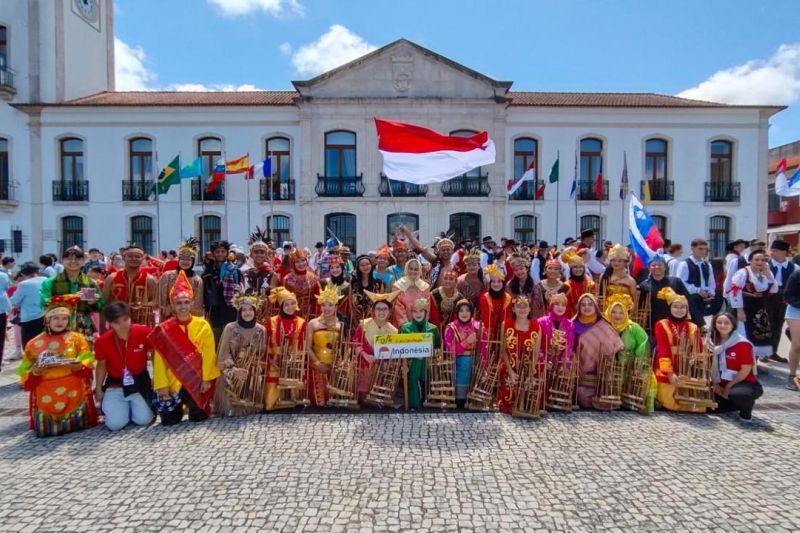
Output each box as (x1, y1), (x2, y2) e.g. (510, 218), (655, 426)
(687, 294), (707, 328)
(159, 388), (209, 426)
(765, 294), (786, 355)
(20, 317), (44, 348)
(0, 313), (6, 366)
(208, 304), (237, 346)
(714, 381), (764, 419)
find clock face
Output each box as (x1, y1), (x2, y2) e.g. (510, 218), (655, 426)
(74, 0), (98, 21)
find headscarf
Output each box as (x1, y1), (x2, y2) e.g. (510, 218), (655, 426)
(574, 293), (601, 324)
(603, 294), (634, 334)
(393, 258), (430, 292)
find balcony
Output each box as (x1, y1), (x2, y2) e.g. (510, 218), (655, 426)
(704, 181), (740, 203)
(576, 179), (609, 201)
(52, 180), (89, 202)
(640, 180), (674, 201)
(259, 178), (295, 201)
(122, 180), (155, 201)
(0, 183), (18, 209)
(315, 174), (364, 197)
(441, 175), (491, 197)
(378, 175), (428, 197)
(508, 179), (544, 201)
(0, 67), (15, 100)
(191, 179), (225, 201)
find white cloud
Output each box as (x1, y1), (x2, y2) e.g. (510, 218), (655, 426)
(285, 25), (377, 78)
(279, 42), (292, 56)
(678, 43), (800, 105)
(114, 37), (156, 90)
(207, 0), (303, 18)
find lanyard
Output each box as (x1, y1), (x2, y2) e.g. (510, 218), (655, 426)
(112, 332), (129, 371)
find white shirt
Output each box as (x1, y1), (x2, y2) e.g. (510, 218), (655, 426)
(676, 256), (715, 295)
(479, 248), (494, 269)
(723, 252), (745, 300)
(586, 249), (606, 277)
(529, 256), (541, 282)
(729, 267), (778, 308)
(770, 258), (791, 286)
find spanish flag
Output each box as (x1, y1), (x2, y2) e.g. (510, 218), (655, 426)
(225, 154), (250, 174)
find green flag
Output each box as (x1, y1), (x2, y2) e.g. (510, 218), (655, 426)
(548, 157), (559, 183)
(155, 155), (180, 195)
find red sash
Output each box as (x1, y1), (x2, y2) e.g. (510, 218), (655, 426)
(148, 318), (212, 415)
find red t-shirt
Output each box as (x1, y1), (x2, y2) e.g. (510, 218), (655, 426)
(94, 324), (153, 379)
(722, 341), (758, 384)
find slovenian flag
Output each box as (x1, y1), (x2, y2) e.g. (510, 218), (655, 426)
(629, 194), (664, 277)
(206, 159), (226, 192)
(508, 159), (535, 195)
(376, 118), (496, 184)
(775, 158), (800, 197)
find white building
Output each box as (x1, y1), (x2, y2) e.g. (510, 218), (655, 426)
(0, 0), (784, 260)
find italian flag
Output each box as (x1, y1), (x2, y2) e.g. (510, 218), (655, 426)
(375, 118), (496, 184)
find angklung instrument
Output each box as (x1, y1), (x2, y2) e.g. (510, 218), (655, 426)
(327, 328), (361, 409)
(621, 353), (654, 414)
(225, 344), (267, 412)
(424, 348), (456, 409)
(591, 349), (624, 411)
(276, 335), (309, 408)
(545, 328), (578, 412)
(673, 332), (717, 410)
(511, 332), (546, 419)
(466, 331), (502, 412)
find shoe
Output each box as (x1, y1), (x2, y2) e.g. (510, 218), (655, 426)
(786, 378), (799, 391)
(739, 411), (753, 422)
(770, 354), (789, 363)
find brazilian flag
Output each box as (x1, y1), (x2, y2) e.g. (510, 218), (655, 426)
(154, 155), (180, 195)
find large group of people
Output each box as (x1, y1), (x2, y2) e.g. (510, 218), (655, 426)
(2, 224), (798, 438)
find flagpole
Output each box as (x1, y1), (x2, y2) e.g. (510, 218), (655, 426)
(555, 150), (560, 246)
(223, 151), (229, 241)
(269, 156), (275, 242)
(154, 150), (161, 254)
(246, 152), (251, 232)
(177, 151), (183, 243)
(531, 172), (537, 244)
(574, 150), (579, 242)
(598, 161), (603, 243)
(201, 157), (206, 256)
(620, 151), (627, 243)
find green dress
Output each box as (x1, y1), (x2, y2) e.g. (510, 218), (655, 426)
(399, 319), (441, 409)
(617, 322), (656, 412)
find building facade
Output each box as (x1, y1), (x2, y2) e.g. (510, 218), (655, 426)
(0, 1), (783, 259)
(768, 140), (800, 247)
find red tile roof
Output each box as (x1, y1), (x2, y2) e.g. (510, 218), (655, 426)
(54, 91), (298, 106)
(770, 155), (800, 174)
(508, 92), (735, 108)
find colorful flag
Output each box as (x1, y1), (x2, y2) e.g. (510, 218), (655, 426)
(225, 154), (251, 175)
(507, 158), (535, 195)
(775, 158), (800, 197)
(375, 118), (496, 184)
(154, 155), (180, 195)
(206, 159), (226, 193)
(619, 152), (629, 200)
(180, 156), (203, 179)
(548, 156), (559, 183)
(570, 152), (577, 200)
(247, 158), (272, 180)
(629, 194), (665, 277)
(594, 170), (604, 199)
(642, 180), (651, 204)
(535, 178), (546, 200)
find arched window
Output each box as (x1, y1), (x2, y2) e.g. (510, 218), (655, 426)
(709, 215), (731, 258)
(513, 215), (537, 244)
(198, 215), (222, 255)
(710, 140), (733, 182)
(61, 216), (84, 253)
(651, 215), (667, 240)
(0, 137), (8, 200)
(451, 130), (481, 178)
(580, 138), (604, 200)
(264, 137), (292, 200)
(512, 138), (538, 200)
(0, 25), (11, 90)
(580, 215), (603, 242)
(267, 214), (291, 244)
(448, 212), (481, 245)
(129, 137), (153, 182)
(60, 137), (84, 182)
(325, 212), (357, 253)
(196, 136), (223, 200)
(324, 131), (356, 177)
(387, 213), (419, 243)
(130, 216), (154, 255)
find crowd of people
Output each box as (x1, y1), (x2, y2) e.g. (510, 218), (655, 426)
(2, 224), (798, 438)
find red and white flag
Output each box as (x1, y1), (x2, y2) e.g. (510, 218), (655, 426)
(375, 118), (496, 184)
(507, 159), (535, 195)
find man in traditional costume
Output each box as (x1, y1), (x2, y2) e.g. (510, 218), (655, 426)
(264, 287), (307, 410)
(399, 297), (441, 409)
(150, 271), (219, 425)
(242, 226), (277, 299)
(158, 237), (204, 320)
(17, 294), (97, 437)
(398, 225), (458, 288)
(432, 269), (464, 333)
(636, 255), (688, 335)
(103, 244), (158, 327)
(40, 246), (104, 340)
(457, 248), (484, 310)
(283, 248), (321, 320)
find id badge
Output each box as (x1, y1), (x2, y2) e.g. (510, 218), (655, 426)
(122, 368), (135, 386)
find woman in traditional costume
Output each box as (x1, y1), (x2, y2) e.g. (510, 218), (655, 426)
(444, 299), (487, 407)
(506, 253), (546, 320)
(572, 293), (624, 409)
(306, 283), (345, 407)
(597, 244), (637, 311)
(158, 237), (204, 320)
(350, 255), (384, 330)
(728, 248), (778, 365)
(353, 290), (400, 402)
(214, 291), (268, 416)
(17, 294), (97, 437)
(283, 248), (321, 320)
(539, 258), (569, 302)
(432, 269), (464, 333)
(457, 249), (484, 310)
(264, 287), (307, 411)
(562, 249), (595, 318)
(373, 245), (398, 288)
(324, 256), (351, 320)
(479, 264), (512, 342)
(399, 297), (441, 409)
(603, 293), (656, 413)
(393, 258), (437, 328)
(538, 293), (576, 405)
(497, 296), (542, 414)
(653, 287), (706, 413)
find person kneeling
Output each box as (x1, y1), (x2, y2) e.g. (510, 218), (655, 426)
(708, 312), (763, 421)
(94, 302), (155, 431)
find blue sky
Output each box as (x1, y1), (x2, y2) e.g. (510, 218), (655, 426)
(115, 0), (800, 147)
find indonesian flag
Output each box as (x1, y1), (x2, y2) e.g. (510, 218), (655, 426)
(376, 118), (496, 184)
(775, 158), (800, 197)
(508, 159), (535, 195)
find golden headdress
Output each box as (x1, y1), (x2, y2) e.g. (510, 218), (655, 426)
(232, 288), (260, 310)
(657, 287), (688, 306)
(364, 289), (400, 306)
(177, 236), (200, 259)
(608, 244), (630, 262)
(547, 292), (568, 307)
(561, 248), (584, 267)
(316, 282), (345, 305)
(248, 226), (270, 252)
(436, 238), (455, 250)
(484, 263), (505, 281)
(464, 248), (482, 264)
(169, 270), (194, 303)
(411, 297), (430, 312)
(603, 293), (634, 333)
(509, 249), (531, 268)
(268, 287), (297, 306)
(44, 294), (81, 319)
(512, 295), (530, 306)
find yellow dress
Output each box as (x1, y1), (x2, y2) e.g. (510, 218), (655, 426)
(308, 327), (339, 406)
(153, 316), (220, 395)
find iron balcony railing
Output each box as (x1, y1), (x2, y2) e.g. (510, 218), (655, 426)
(315, 174), (365, 197)
(122, 180), (155, 201)
(576, 179), (609, 201)
(191, 179), (225, 201)
(704, 181), (740, 202)
(378, 175), (428, 197)
(508, 179), (544, 201)
(0, 67), (15, 93)
(640, 180), (674, 201)
(441, 175), (491, 197)
(259, 178), (295, 201)
(53, 180), (89, 202)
